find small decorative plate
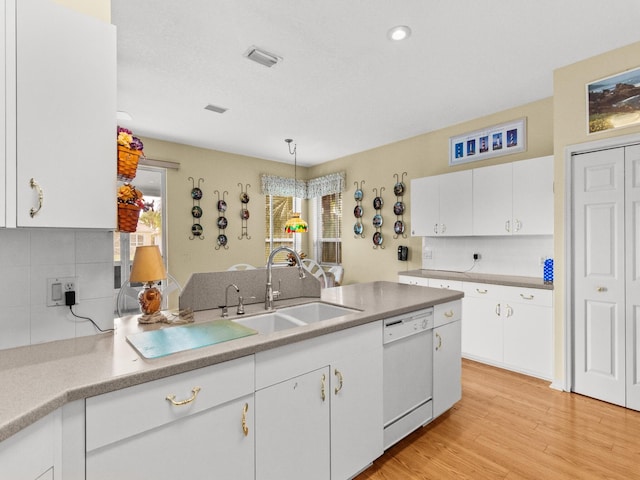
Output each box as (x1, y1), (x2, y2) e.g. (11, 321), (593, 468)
(394, 220), (405, 235)
(373, 231), (383, 246)
(217, 200), (227, 212)
(191, 223), (203, 236)
(393, 201), (405, 216)
(354, 205), (363, 218)
(217, 234), (228, 247)
(373, 196), (383, 210)
(354, 189), (363, 201)
(240, 192), (250, 204)
(191, 187), (203, 200)
(354, 223), (363, 235)
(241, 209), (250, 220)
(191, 205), (203, 218)
(393, 182), (405, 196)
(217, 216), (228, 229)
(373, 214), (383, 227)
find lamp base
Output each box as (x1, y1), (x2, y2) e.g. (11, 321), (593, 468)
(137, 311), (168, 324)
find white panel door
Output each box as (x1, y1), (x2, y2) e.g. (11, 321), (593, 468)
(573, 148), (626, 407)
(626, 145), (640, 411)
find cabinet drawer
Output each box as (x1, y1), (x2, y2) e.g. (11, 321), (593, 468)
(463, 282), (504, 300)
(427, 278), (464, 291)
(398, 275), (429, 287)
(502, 287), (552, 307)
(86, 355), (254, 452)
(434, 300), (462, 327)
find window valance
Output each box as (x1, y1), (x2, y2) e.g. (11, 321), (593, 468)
(261, 172), (345, 199)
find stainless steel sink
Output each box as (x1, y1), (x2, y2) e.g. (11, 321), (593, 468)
(278, 302), (360, 323)
(232, 313), (306, 335)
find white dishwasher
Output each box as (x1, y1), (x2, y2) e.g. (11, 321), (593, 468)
(383, 308), (434, 450)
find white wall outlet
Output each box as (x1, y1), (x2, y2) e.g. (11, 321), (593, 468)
(46, 277), (78, 307)
(423, 249), (433, 260)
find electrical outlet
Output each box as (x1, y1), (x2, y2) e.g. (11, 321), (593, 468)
(539, 256), (546, 267)
(423, 249), (433, 260)
(47, 277), (78, 307)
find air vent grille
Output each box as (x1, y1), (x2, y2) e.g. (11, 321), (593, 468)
(204, 104), (228, 114)
(244, 46), (282, 68)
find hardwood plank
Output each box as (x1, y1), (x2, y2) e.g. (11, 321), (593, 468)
(356, 359), (640, 480)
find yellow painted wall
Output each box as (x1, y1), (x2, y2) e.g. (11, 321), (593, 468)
(309, 98), (554, 285)
(553, 40), (640, 382)
(140, 137), (312, 291)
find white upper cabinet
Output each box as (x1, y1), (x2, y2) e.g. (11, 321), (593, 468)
(473, 156), (554, 236)
(411, 170), (472, 236)
(6, 0), (116, 228)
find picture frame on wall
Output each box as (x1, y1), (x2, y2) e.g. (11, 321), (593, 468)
(449, 117), (527, 166)
(587, 66), (640, 134)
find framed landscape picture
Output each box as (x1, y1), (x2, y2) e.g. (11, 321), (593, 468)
(449, 118), (526, 166)
(587, 66), (640, 134)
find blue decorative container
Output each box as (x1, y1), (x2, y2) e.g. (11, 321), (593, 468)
(543, 258), (554, 284)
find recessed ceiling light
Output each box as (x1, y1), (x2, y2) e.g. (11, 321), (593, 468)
(388, 25), (411, 41)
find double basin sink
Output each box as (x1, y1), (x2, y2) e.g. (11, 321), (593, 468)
(232, 302), (360, 335)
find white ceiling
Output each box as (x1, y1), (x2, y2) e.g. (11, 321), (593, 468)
(112, 0), (640, 166)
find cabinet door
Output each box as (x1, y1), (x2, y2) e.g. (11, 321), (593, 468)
(433, 320), (462, 418)
(15, 0), (116, 228)
(438, 170), (472, 236)
(0, 0), (5, 228)
(512, 156), (554, 235)
(462, 295), (503, 363)
(255, 367), (330, 480)
(410, 176), (439, 236)
(87, 395), (255, 480)
(503, 302), (553, 379)
(331, 345), (383, 480)
(472, 162), (512, 235)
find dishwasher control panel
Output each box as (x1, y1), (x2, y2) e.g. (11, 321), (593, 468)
(383, 307), (434, 344)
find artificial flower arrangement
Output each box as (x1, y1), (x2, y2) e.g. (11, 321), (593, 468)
(286, 251), (307, 266)
(117, 183), (148, 232)
(117, 126), (144, 181)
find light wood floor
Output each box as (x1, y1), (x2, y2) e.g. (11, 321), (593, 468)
(356, 359), (640, 480)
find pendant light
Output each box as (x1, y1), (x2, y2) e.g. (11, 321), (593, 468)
(284, 138), (308, 233)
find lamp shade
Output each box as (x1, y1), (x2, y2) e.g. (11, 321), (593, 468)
(129, 245), (167, 283)
(285, 212), (308, 233)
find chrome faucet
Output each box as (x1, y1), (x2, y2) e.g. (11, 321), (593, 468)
(265, 246), (305, 310)
(222, 283), (240, 317)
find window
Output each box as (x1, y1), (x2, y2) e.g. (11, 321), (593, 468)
(114, 166), (167, 314)
(314, 192), (342, 264)
(265, 195), (301, 263)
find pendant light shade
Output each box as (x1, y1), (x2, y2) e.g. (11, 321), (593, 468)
(285, 138), (308, 234)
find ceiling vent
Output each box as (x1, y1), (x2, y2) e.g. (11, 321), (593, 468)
(244, 46), (282, 68)
(204, 104), (228, 114)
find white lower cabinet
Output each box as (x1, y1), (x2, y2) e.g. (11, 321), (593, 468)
(462, 282), (553, 379)
(255, 321), (383, 480)
(85, 355), (255, 480)
(433, 301), (462, 418)
(0, 410), (59, 480)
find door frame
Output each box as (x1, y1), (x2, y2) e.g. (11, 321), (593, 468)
(563, 132), (640, 392)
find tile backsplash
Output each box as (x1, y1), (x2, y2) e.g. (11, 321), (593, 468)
(421, 235), (554, 278)
(0, 229), (114, 350)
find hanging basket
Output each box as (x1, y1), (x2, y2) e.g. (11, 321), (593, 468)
(117, 145), (142, 181)
(117, 203), (141, 232)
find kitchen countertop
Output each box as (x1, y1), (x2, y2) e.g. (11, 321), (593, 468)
(400, 269), (553, 290)
(0, 281), (462, 442)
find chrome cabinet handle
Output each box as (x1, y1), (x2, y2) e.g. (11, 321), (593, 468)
(242, 403), (249, 436)
(520, 293), (534, 300)
(506, 304), (513, 317)
(166, 386), (201, 406)
(505, 220), (511, 232)
(434, 224), (438, 234)
(514, 219), (522, 232)
(334, 368), (344, 395)
(321, 373), (326, 401)
(441, 224), (446, 233)
(29, 178), (44, 218)
(495, 303), (501, 316)
(435, 332), (442, 351)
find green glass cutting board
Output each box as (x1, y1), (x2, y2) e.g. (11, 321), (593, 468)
(126, 320), (258, 359)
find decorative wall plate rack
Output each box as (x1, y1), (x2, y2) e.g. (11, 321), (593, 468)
(353, 180), (365, 238)
(188, 177), (205, 240)
(238, 183), (251, 240)
(372, 186), (385, 249)
(393, 172), (407, 239)
(214, 190), (229, 250)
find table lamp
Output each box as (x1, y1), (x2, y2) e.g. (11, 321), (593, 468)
(129, 245), (168, 323)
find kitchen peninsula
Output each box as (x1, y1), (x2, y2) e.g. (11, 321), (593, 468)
(0, 281), (462, 480)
